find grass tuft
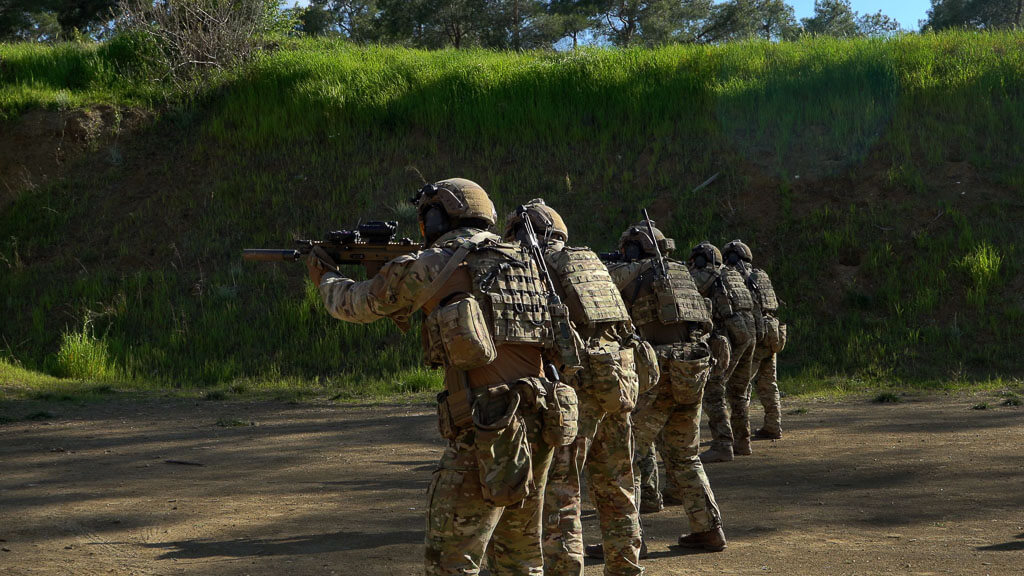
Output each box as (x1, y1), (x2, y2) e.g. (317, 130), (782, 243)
(873, 392), (901, 403)
(215, 417), (255, 427)
(26, 410), (55, 420)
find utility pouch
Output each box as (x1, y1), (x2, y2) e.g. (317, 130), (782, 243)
(436, 390), (458, 441)
(762, 316), (782, 353)
(710, 333), (731, 376)
(541, 380), (579, 446)
(754, 311), (766, 343)
(631, 339), (660, 397)
(425, 296), (497, 371)
(778, 323), (788, 352)
(653, 276), (682, 324)
(713, 290), (734, 319)
(667, 343), (712, 405)
(550, 302), (582, 374)
(582, 344), (639, 415)
(472, 390), (533, 507)
(723, 312), (754, 346)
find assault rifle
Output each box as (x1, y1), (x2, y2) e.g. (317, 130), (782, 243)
(643, 208), (668, 278)
(514, 205), (581, 371)
(598, 251), (627, 263)
(242, 221), (419, 276)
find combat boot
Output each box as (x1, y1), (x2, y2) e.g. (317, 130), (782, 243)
(678, 526), (727, 552)
(699, 445), (733, 463)
(639, 499), (664, 514)
(753, 427), (782, 440)
(584, 540), (649, 560)
(733, 439), (752, 456)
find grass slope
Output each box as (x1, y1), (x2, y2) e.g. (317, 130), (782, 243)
(1, 33), (1023, 397)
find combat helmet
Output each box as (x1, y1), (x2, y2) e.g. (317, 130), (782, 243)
(412, 178), (497, 244)
(619, 220), (675, 259)
(723, 239), (753, 266)
(503, 198), (568, 243)
(689, 241), (722, 269)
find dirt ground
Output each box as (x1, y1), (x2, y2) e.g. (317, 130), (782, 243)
(1, 393), (1021, 576)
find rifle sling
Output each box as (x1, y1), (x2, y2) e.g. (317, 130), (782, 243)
(409, 231), (493, 315)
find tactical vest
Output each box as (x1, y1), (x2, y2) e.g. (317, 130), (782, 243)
(719, 267), (753, 313)
(629, 260), (710, 327)
(465, 242), (553, 345)
(548, 247), (630, 327)
(746, 268), (779, 313)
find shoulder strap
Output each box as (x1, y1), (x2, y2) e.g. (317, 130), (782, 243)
(409, 231), (492, 315)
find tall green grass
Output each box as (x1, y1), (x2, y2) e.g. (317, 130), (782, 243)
(2, 32), (1023, 395)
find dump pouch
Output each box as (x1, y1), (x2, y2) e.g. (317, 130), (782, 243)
(666, 343), (712, 405)
(541, 380), (579, 446)
(424, 296), (497, 371)
(472, 390), (533, 507)
(550, 301), (582, 374)
(710, 333), (731, 375)
(761, 315), (782, 352)
(723, 312), (754, 346)
(582, 343), (640, 414)
(631, 339), (660, 396)
(436, 390), (458, 441)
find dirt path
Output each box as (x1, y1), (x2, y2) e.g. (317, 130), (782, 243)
(0, 394), (1021, 575)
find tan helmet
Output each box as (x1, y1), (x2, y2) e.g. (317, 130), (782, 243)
(618, 220), (675, 257)
(413, 178), (497, 227)
(689, 241), (722, 268)
(503, 198), (568, 243)
(723, 239), (753, 264)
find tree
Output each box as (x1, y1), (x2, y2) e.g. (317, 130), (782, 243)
(484, 0), (560, 50)
(856, 10), (901, 36)
(695, 0), (796, 44)
(376, 0), (492, 48)
(548, 0), (599, 48)
(1, 0), (121, 41)
(323, 0), (380, 41)
(800, 0), (901, 37)
(592, 0), (713, 47)
(800, 0), (860, 37)
(923, 0), (1023, 30)
(291, 1), (335, 36)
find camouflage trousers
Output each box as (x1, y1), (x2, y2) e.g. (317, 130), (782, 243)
(735, 343), (781, 435)
(426, 408), (553, 576)
(633, 368), (722, 534)
(704, 327), (756, 450)
(543, 397), (643, 576)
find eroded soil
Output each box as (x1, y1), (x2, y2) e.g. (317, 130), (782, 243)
(1, 393), (1021, 575)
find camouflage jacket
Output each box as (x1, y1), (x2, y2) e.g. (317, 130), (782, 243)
(319, 227), (544, 390)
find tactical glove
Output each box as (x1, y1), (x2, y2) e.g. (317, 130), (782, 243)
(307, 246), (339, 286)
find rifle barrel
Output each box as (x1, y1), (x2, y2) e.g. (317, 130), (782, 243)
(242, 249), (303, 262)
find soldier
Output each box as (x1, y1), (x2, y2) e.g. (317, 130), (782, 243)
(307, 178), (568, 576)
(602, 221), (728, 553)
(504, 199), (644, 576)
(688, 242), (758, 463)
(723, 240), (786, 440)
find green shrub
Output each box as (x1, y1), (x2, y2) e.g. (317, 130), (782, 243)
(52, 324), (112, 380)
(960, 242), (1003, 310)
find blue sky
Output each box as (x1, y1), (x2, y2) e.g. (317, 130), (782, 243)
(282, 1), (932, 32)
(790, 1), (931, 30)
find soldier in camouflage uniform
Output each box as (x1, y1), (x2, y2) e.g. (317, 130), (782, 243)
(603, 222), (728, 552)
(308, 178), (566, 576)
(504, 200), (644, 576)
(723, 240), (786, 440)
(688, 242), (758, 463)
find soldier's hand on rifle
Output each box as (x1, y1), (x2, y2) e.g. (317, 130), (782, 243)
(307, 246), (339, 286)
